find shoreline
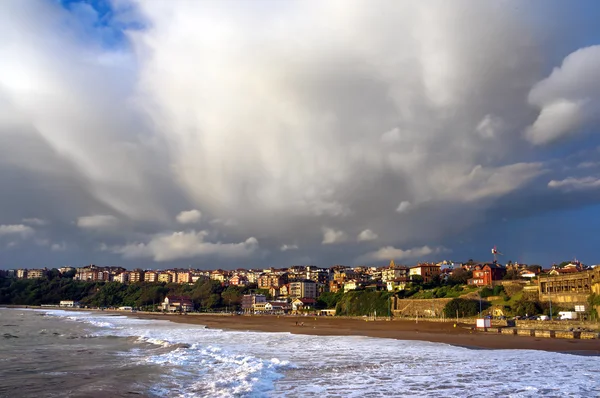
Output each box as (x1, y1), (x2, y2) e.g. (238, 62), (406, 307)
(5, 306), (600, 355)
(130, 313), (600, 355)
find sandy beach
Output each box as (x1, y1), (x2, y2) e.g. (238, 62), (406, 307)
(7, 306), (599, 354)
(124, 312), (600, 355)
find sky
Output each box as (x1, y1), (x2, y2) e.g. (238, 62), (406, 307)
(2, 0), (600, 270)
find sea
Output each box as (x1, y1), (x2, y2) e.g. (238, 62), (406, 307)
(1, 308), (599, 398)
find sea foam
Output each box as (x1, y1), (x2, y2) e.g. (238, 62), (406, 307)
(42, 310), (600, 397)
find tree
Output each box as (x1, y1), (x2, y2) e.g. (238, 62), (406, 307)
(221, 286), (243, 309)
(443, 298), (482, 318)
(514, 299), (540, 317)
(527, 265), (542, 274)
(503, 269), (520, 280)
(447, 268), (472, 285)
(317, 290), (344, 309)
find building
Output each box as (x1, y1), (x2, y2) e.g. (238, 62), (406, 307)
(229, 275), (248, 286)
(115, 272), (129, 283)
(409, 263), (441, 284)
(130, 269), (145, 283)
(467, 264), (507, 287)
(549, 267), (581, 276)
(17, 269), (28, 279)
(27, 269), (47, 279)
(382, 260), (409, 282)
(241, 294), (266, 313)
(291, 298), (316, 311)
(333, 269), (357, 283)
(144, 271), (158, 283)
(162, 296), (194, 312)
(258, 273), (287, 289)
(306, 266), (330, 284)
(175, 271), (191, 284)
(158, 272), (173, 283)
(386, 277), (408, 292)
(539, 267), (600, 305)
(264, 301), (290, 314)
(210, 270), (227, 282)
(59, 300), (80, 308)
(59, 266), (75, 275)
(289, 280), (317, 299)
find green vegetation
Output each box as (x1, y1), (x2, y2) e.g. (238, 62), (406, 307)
(335, 290), (392, 316)
(0, 273), (257, 311)
(316, 290), (344, 309)
(443, 298), (485, 318)
(479, 285), (505, 298)
(410, 284), (475, 299)
(588, 294), (600, 319)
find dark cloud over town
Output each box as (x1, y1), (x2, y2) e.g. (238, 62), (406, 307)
(1, 1), (600, 269)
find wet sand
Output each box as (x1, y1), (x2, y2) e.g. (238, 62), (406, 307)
(126, 313), (600, 355)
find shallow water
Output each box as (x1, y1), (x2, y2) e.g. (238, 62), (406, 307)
(1, 308), (599, 397)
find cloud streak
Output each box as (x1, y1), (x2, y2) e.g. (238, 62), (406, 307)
(112, 231), (259, 262)
(1, 1), (600, 267)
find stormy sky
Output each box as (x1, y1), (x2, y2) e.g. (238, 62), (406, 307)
(2, 0), (600, 270)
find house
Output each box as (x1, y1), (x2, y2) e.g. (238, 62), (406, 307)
(549, 267), (581, 276)
(409, 263), (441, 284)
(292, 298), (316, 311)
(59, 300), (80, 308)
(329, 281), (343, 293)
(519, 269), (537, 279)
(252, 301), (269, 313)
(264, 301), (290, 314)
(382, 260), (409, 282)
(162, 296), (194, 312)
(210, 270), (227, 282)
(343, 280), (361, 292)
(386, 277), (409, 292)
(467, 263), (507, 286)
(229, 274), (248, 286)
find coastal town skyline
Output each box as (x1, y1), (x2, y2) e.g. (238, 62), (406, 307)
(3, 1), (600, 269)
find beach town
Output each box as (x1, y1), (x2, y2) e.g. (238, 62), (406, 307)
(3, 255), (600, 348)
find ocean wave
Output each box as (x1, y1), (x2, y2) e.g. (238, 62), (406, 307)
(32, 309), (600, 397)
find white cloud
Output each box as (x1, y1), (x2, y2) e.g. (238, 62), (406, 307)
(112, 230), (259, 261)
(577, 161), (599, 169)
(176, 209), (202, 224)
(476, 114), (505, 139)
(548, 176), (600, 191)
(210, 218), (237, 227)
(396, 201), (412, 213)
(22, 218), (47, 226)
(357, 229), (378, 242)
(77, 215), (119, 229)
(280, 244), (299, 252)
(358, 245), (449, 262)
(0, 224), (34, 238)
(525, 100), (583, 145)
(321, 227), (348, 245)
(440, 163), (545, 202)
(526, 45), (600, 145)
(51, 242), (67, 251)
(381, 127), (401, 143)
